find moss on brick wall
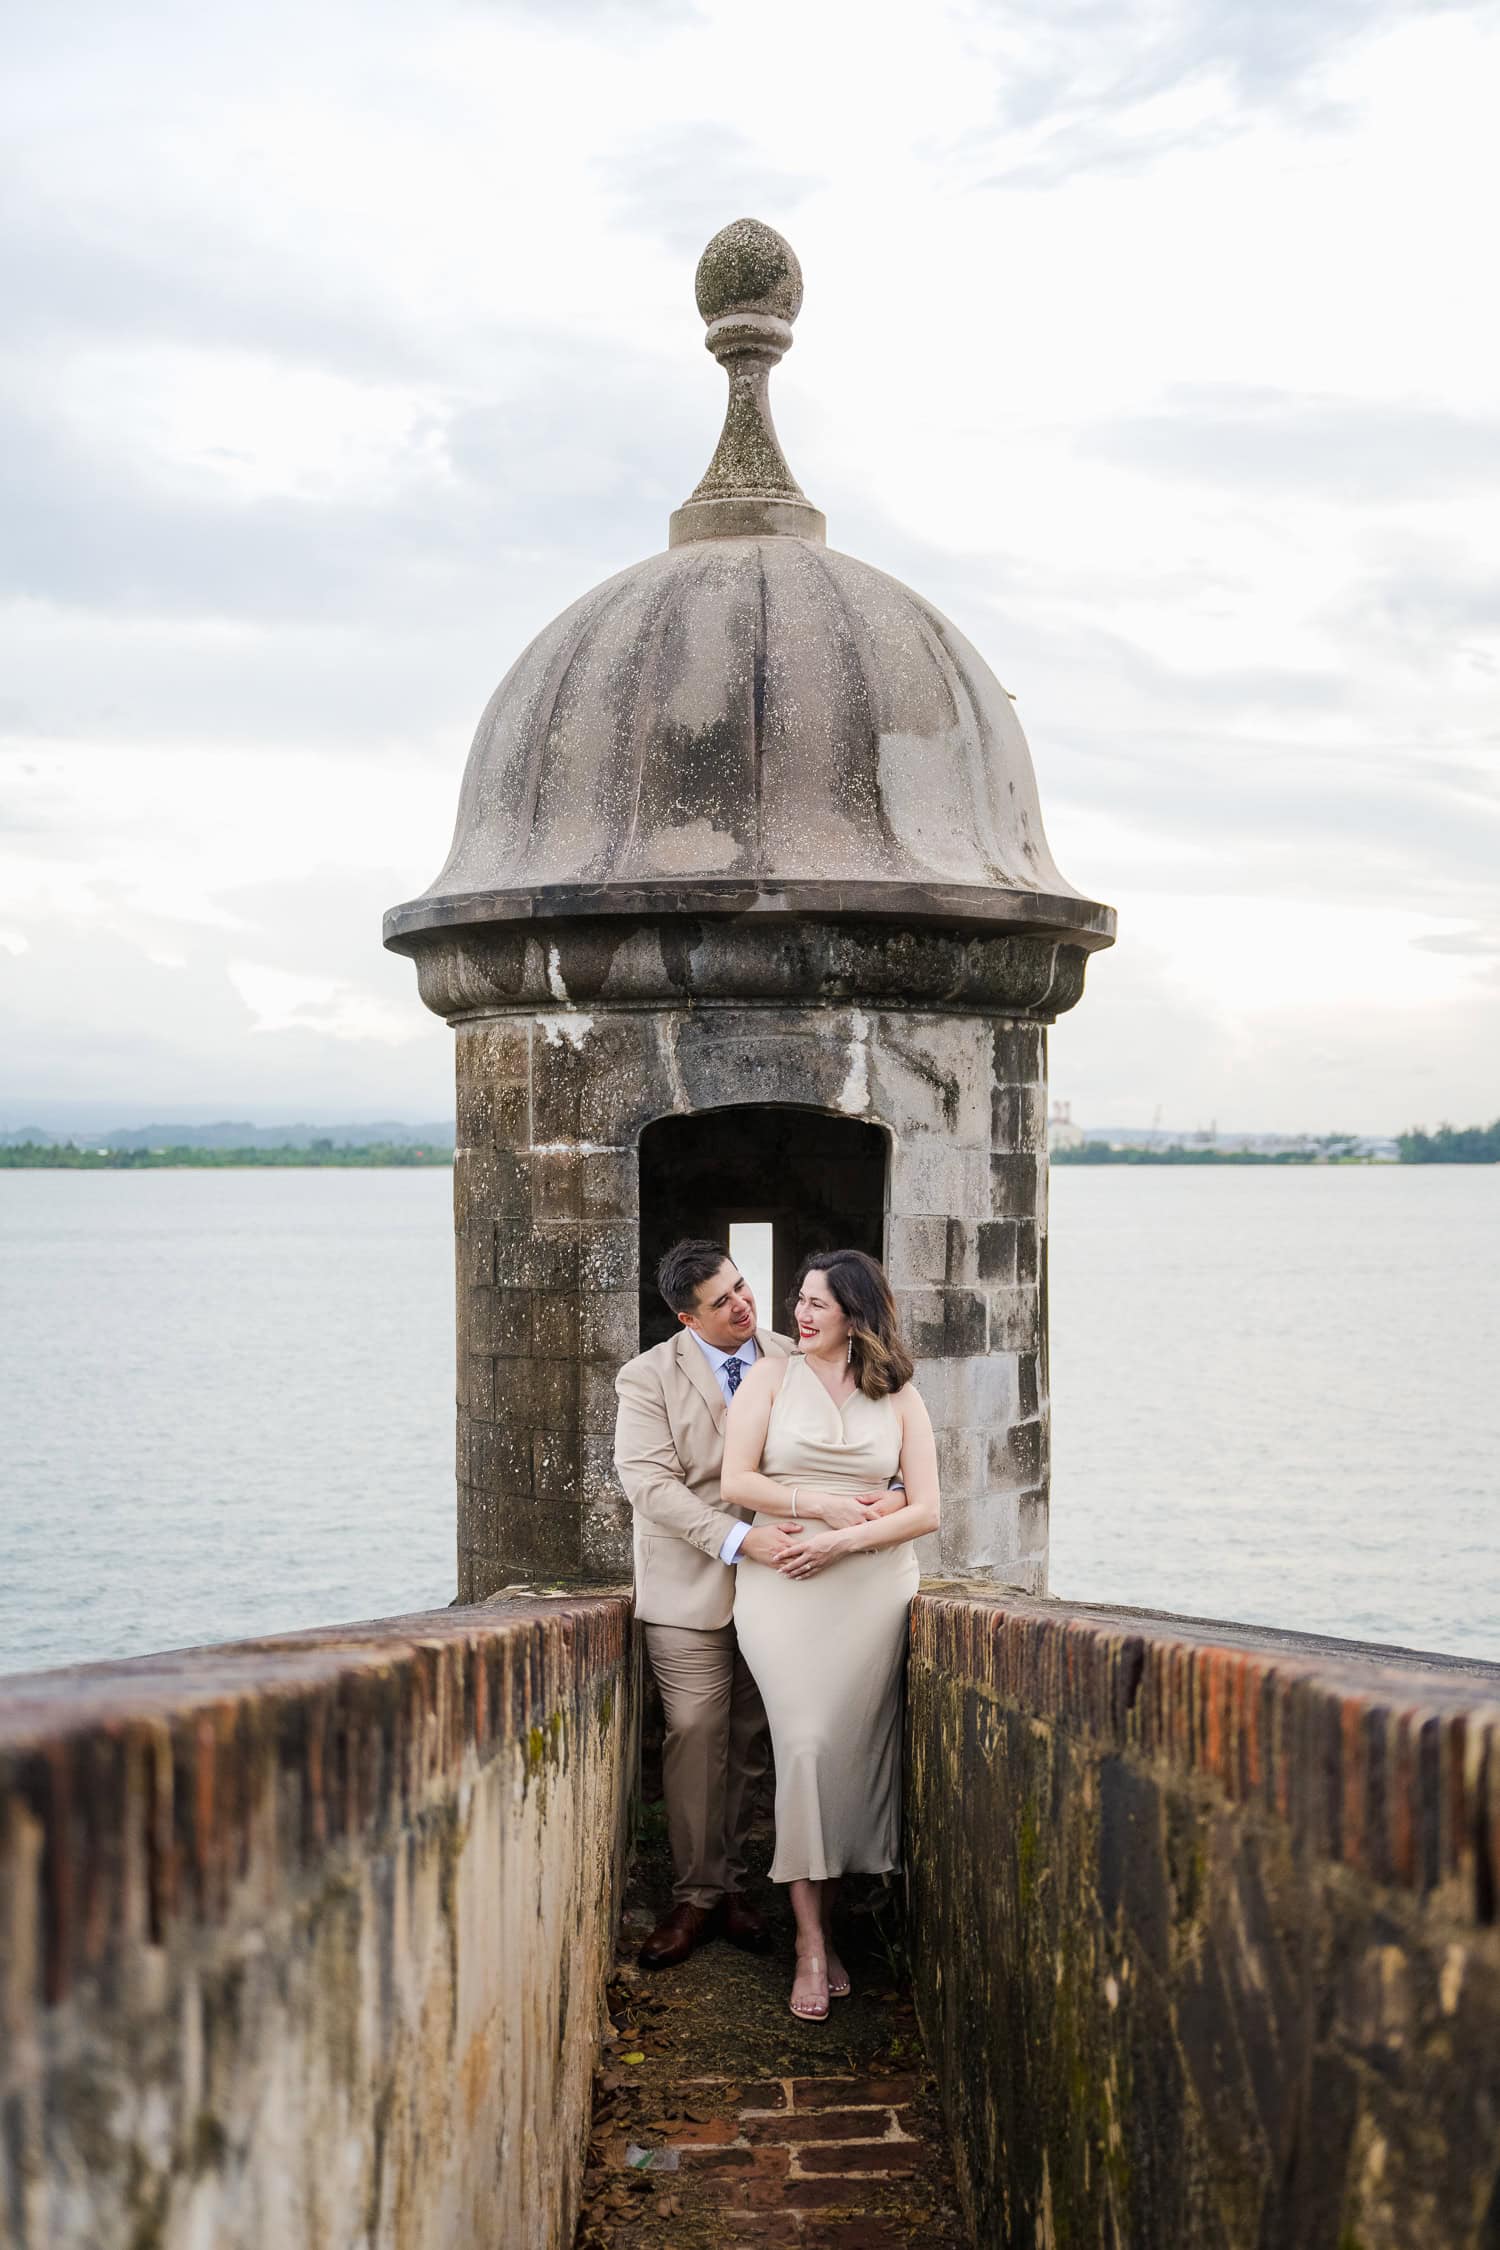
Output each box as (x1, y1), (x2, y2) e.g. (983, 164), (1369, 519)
(0, 1594), (638, 2250)
(907, 1589), (1500, 2250)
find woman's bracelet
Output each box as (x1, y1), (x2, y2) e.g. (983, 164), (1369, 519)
(791, 1487), (800, 1518)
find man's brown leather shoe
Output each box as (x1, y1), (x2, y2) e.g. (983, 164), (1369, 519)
(638, 1901), (717, 1970)
(722, 1895), (770, 1953)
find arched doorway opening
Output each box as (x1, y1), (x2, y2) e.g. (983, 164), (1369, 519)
(637, 1108), (889, 1350)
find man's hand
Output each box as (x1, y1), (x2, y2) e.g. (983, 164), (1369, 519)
(739, 1523), (804, 1567)
(860, 1489), (909, 1521)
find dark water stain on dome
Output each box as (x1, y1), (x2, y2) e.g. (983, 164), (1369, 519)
(388, 220), (1113, 963)
(389, 541), (1111, 956)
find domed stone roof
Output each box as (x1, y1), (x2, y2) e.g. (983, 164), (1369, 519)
(385, 221), (1112, 955)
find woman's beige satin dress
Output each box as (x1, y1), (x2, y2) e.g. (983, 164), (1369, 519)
(733, 1353), (920, 1884)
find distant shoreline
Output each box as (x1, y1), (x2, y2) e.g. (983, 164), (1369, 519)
(1054, 1119), (1499, 1166)
(1054, 1146), (1495, 1167)
(0, 1143), (452, 1170)
(5, 1136), (1494, 1172)
(1053, 1146), (1382, 1167)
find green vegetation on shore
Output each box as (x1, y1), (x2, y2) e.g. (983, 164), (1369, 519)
(1052, 1144), (1341, 1166)
(0, 1141), (452, 1169)
(1056, 1122), (1500, 1165)
(9, 1120), (1497, 1170)
(1397, 1120), (1500, 1163)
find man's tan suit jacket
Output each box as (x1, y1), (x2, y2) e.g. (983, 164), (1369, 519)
(614, 1328), (795, 1630)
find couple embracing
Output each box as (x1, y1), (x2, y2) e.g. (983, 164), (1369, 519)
(613, 1238), (940, 2022)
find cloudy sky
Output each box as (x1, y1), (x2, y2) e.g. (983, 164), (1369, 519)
(4, 0), (1497, 1135)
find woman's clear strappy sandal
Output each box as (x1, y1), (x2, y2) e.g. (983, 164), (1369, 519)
(790, 1953), (830, 2021)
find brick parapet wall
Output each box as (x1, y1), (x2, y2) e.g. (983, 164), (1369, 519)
(907, 1588), (1500, 2248)
(0, 1593), (637, 2250)
(913, 1590), (1500, 1915)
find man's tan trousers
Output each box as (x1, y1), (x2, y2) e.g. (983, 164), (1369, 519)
(643, 1621), (771, 1907)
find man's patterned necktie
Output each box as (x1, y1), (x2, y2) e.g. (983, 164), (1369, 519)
(722, 1357), (744, 1396)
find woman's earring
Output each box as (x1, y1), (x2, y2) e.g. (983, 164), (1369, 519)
(846, 1337), (853, 1366)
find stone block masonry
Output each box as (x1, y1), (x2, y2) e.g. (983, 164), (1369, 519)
(389, 216), (1113, 1601)
(452, 983), (1057, 1602)
(0, 1593), (637, 2250)
(907, 1588), (1500, 2250)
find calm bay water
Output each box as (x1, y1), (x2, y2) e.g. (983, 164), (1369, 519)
(1, 1165), (1496, 1675)
(1047, 1166), (1500, 1659)
(0, 1170), (455, 1675)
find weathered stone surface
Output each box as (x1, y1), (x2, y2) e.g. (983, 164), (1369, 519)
(907, 1590), (1500, 2249)
(670, 215), (827, 548)
(387, 223), (1114, 1603)
(452, 1002), (1055, 1594)
(408, 918), (1098, 1027)
(383, 532), (1114, 952)
(0, 1594), (637, 2250)
(383, 222), (1109, 954)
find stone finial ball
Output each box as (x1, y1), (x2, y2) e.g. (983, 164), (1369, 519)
(694, 218), (803, 327)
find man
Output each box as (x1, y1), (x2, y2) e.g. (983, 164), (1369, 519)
(613, 1238), (798, 1969)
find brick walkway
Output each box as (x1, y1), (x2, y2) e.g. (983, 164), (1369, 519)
(574, 1814), (969, 2249)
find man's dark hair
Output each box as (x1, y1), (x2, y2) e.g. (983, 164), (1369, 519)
(657, 1238), (734, 1316)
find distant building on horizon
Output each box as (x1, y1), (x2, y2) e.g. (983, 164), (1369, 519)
(1047, 1100), (1085, 1152)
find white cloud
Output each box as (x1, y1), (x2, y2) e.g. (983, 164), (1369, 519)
(1, 0), (1497, 1132)
(228, 960), (421, 1045)
(1121, 896), (1487, 1014)
(45, 348), (452, 506)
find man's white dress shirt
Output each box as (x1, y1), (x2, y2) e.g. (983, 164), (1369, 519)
(689, 1330), (759, 1564)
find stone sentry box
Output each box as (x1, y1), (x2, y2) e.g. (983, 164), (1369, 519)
(385, 220), (1114, 1598)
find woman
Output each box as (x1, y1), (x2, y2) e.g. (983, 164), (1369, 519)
(722, 1248), (940, 2022)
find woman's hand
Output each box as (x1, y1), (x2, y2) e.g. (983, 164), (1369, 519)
(775, 1529), (849, 1580)
(805, 1489), (881, 1531)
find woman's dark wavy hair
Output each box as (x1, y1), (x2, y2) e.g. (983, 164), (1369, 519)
(788, 1247), (914, 1400)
